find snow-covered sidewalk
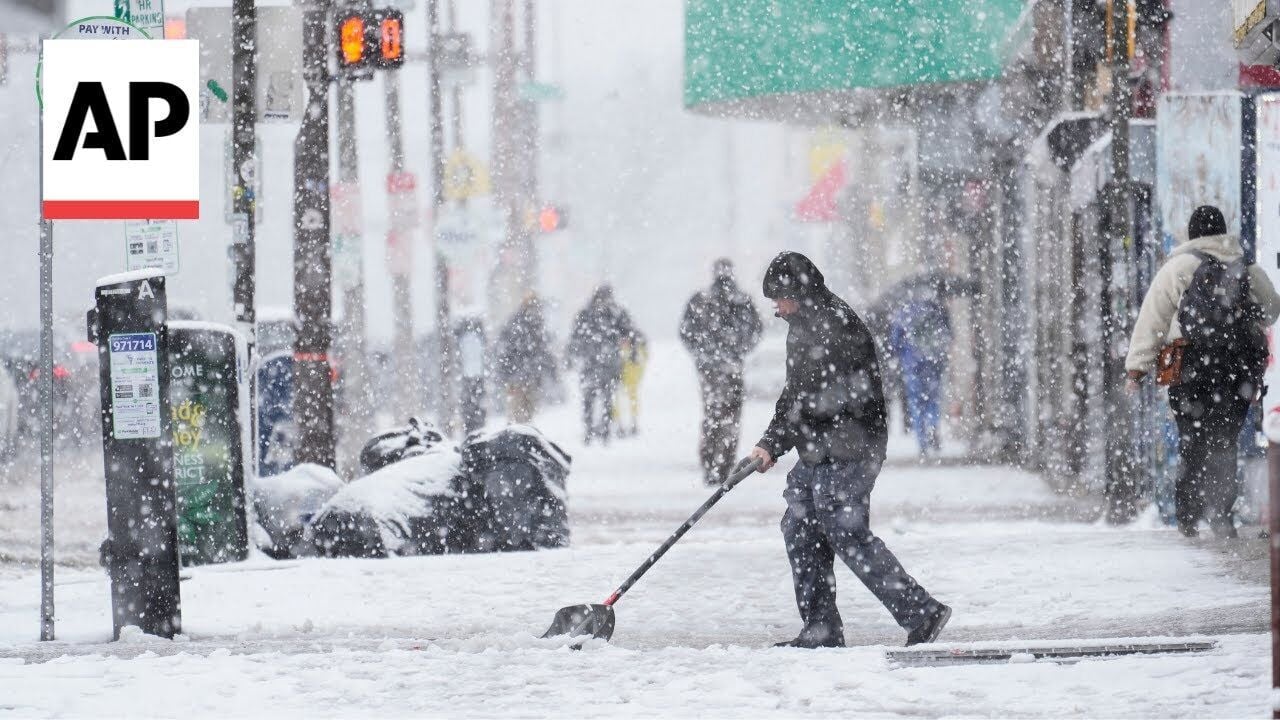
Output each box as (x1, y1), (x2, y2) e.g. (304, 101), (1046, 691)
(0, 344), (1270, 717)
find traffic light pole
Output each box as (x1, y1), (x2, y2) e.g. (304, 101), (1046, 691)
(334, 76), (371, 467)
(230, 0), (257, 343)
(293, 1), (336, 469)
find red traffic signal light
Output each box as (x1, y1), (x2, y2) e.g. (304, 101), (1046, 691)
(377, 9), (404, 69)
(538, 205), (567, 233)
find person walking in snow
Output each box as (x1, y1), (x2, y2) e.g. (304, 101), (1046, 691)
(885, 272), (979, 459)
(748, 251), (951, 648)
(566, 285), (635, 444)
(497, 294), (557, 424)
(1126, 205), (1280, 538)
(455, 316), (488, 434)
(680, 258), (763, 485)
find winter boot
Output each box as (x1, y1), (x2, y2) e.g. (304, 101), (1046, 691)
(905, 603), (951, 647)
(773, 626), (844, 649)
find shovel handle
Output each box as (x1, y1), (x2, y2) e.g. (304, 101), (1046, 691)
(603, 457), (763, 607)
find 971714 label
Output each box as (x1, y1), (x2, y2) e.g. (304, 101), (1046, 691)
(108, 332), (161, 439)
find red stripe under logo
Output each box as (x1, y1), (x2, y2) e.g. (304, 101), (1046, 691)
(42, 200), (199, 220)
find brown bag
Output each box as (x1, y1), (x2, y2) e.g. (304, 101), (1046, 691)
(1155, 339), (1189, 386)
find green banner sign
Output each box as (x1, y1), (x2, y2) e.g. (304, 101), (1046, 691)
(169, 324), (249, 566)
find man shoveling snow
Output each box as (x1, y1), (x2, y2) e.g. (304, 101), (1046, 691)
(748, 251), (952, 649)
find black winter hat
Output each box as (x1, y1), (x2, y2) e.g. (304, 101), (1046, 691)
(1187, 205), (1227, 240)
(763, 251), (825, 299)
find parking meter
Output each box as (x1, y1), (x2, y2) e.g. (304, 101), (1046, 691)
(168, 322), (251, 566)
(93, 269), (181, 639)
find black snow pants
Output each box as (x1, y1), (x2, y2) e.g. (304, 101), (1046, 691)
(1168, 382), (1252, 538)
(782, 458), (938, 644)
(697, 367), (745, 484)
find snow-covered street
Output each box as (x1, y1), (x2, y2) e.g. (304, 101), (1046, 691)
(0, 346), (1270, 717)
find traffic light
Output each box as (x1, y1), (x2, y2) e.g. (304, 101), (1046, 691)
(335, 7), (403, 78)
(335, 9), (372, 79)
(537, 205), (568, 233)
(376, 8), (404, 69)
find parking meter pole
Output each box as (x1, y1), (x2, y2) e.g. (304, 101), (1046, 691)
(95, 271), (181, 639)
(38, 216), (54, 642)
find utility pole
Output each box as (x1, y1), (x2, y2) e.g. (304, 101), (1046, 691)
(490, 0), (537, 321)
(1104, 0), (1138, 522)
(333, 74), (370, 470)
(292, 1), (336, 469)
(522, 0), (538, 208)
(230, 0), (257, 344)
(428, 0), (458, 435)
(384, 68), (415, 421)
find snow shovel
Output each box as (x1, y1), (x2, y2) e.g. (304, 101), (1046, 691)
(542, 456), (763, 644)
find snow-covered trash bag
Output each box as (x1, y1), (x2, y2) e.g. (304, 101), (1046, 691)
(249, 463), (344, 559)
(309, 444), (482, 557)
(358, 416), (445, 475)
(461, 425), (571, 552)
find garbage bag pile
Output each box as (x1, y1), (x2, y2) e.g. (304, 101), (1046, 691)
(463, 425), (570, 552)
(247, 419), (571, 559)
(249, 462), (345, 559)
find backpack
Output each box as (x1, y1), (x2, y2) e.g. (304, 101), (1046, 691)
(1175, 250), (1267, 385)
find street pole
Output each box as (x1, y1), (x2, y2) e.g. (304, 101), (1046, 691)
(1104, 0), (1137, 522)
(384, 69), (415, 421)
(334, 76), (370, 469)
(230, 0), (257, 343)
(292, 1), (336, 468)
(37, 36), (53, 642)
(1269, 436), (1280, 719)
(522, 0), (538, 209)
(488, 0), (539, 320)
(429, 0), (458, 435)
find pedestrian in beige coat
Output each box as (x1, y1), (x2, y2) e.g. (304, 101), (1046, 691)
(1126, 205), (1280, 537)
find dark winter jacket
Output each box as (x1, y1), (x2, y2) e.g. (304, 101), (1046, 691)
(757, 252), (888, 464)
(497, 300), (556, 387)
(567, 287), (636, 379)
(679, 277), (763, 374)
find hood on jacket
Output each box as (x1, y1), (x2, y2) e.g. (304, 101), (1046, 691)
(1170, 233), (1244, 263)
(763, 252), (825, 300)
